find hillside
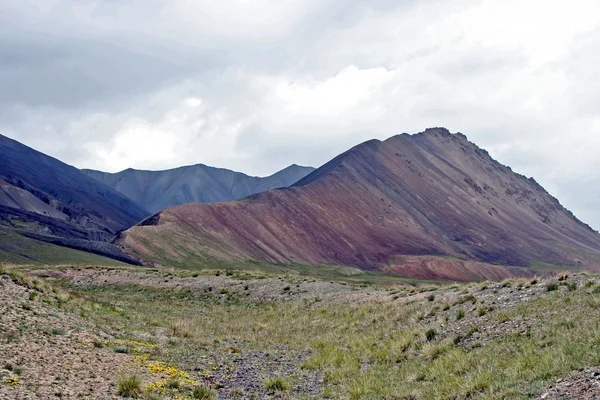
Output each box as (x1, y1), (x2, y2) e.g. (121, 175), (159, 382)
(0, 134), (151, 263)
(83, 164), (315, 213)
(118, 128), (600, 280)
(3, 263), (600, 399)
(0, 134), (149, 232)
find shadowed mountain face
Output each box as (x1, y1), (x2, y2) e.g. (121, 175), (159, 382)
(83, 164), (315, 213)
(0, 134), (149, 233)
(118, 128), (600, 280)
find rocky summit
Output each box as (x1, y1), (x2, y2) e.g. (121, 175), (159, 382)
(118, 128), (600, 281)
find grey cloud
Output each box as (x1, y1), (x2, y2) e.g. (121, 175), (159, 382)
(0, 0), (600, 230)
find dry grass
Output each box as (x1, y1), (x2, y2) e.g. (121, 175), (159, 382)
(5, 264), (600, 399)
(171, 319), (196, 338)
(116, 375), (142, 398)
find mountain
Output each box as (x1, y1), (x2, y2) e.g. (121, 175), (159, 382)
(0, 133), (150, 263)
(117, 128), (600, 281)
(83, 164), (315, 213)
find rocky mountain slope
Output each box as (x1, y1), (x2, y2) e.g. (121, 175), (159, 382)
(118, 128), (600, 280)
(0, 134), (149, 232)
(83, 164), (315, 213)
(0, 134), (151, 263)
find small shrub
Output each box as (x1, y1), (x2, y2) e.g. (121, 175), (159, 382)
(283, 286), (291, 292)
(496, 312), (510, 323)
(456, 310), (465, 320)
(547, 283), (559, 292)
(585, 280), (595, 288)
(191, 385), (216, 399)
(558, 273), (570, 282)
(93, 341), (104, 348)
(427, 294), (435, 302)
(50, 328), (66, 336)
(501, 279), (513, 288)
(477, 307), (487, 317)
(466, 326), (479, 337)
(530, 278), (538, 285)
(264, 376), (291, 392)
(455, 295), (477, 306)
(442, 304), (450, 311)
(425, 329), (437, 342)
(567, 283), (577, 291)
(28, 292), (37, 301)
(114, 346), (130, 354)
(116, 375), (142, 398)
(166, 378), (180, 389)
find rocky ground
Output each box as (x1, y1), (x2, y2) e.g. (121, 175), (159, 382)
(29, 266), (390, 304)
(3, 265), (600, 399)
(540, 367), (600, 399)
(0, 272), (147, 400)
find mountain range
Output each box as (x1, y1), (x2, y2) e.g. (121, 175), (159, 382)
(0, 133), (313, 263)
(83, 164), (315, 213)
(3, 129), (600, 281)
(0, 134), (148, 233)
(117, 128), (600, 281)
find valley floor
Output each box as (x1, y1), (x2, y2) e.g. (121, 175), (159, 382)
(2, 264), (600, 399)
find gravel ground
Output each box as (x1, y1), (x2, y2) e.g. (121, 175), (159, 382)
(0, 274), (147, 400)
(178, 346), (323, 399)
(540, 367), (600, 399)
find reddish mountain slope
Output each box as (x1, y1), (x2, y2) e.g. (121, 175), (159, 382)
(118, 128), (600, 279)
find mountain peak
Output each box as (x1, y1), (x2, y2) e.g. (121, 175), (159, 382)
(119, 130), (600, 279)
(84, 162), (315, 213)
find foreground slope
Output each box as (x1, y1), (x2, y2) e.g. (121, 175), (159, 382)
(83, 164), (315, 213)
(119, 128), (600, 279)
(0, 134), (149, 232)
(9, 264), (600, 399)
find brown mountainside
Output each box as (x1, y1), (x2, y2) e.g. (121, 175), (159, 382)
(118, 128), (600, 280)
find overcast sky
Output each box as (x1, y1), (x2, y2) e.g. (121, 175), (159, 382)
(1, 0), (600, 228)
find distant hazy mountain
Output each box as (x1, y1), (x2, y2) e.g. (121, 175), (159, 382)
(118, 128), (600, 281)
(0, 134), (148, 232)
(83, 164), (315, 213)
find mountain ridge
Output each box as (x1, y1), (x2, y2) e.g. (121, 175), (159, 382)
(83, 163), (315, 213)
(118, 128), (600, 280)
(0, 133), (148, 233)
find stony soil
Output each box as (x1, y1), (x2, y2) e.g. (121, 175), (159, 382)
(4, 266), (600, 399)
(0, 273), (146, 400)
(180, 346), (322, 399)
(29, 267), (389, 304)
(540, 367), (600, 399)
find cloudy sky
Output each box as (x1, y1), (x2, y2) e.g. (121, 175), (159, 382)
(1, 0), (600, 227)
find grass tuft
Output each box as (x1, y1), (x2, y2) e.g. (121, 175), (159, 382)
(171, 320), (195, 338)
(547, 283), (559, 292)
(264, 376), (291, 392)
(191, 385), (216, 399)
(116, 375), (142, 398)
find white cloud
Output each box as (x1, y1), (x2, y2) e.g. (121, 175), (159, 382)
(273, 66), (395, 117)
